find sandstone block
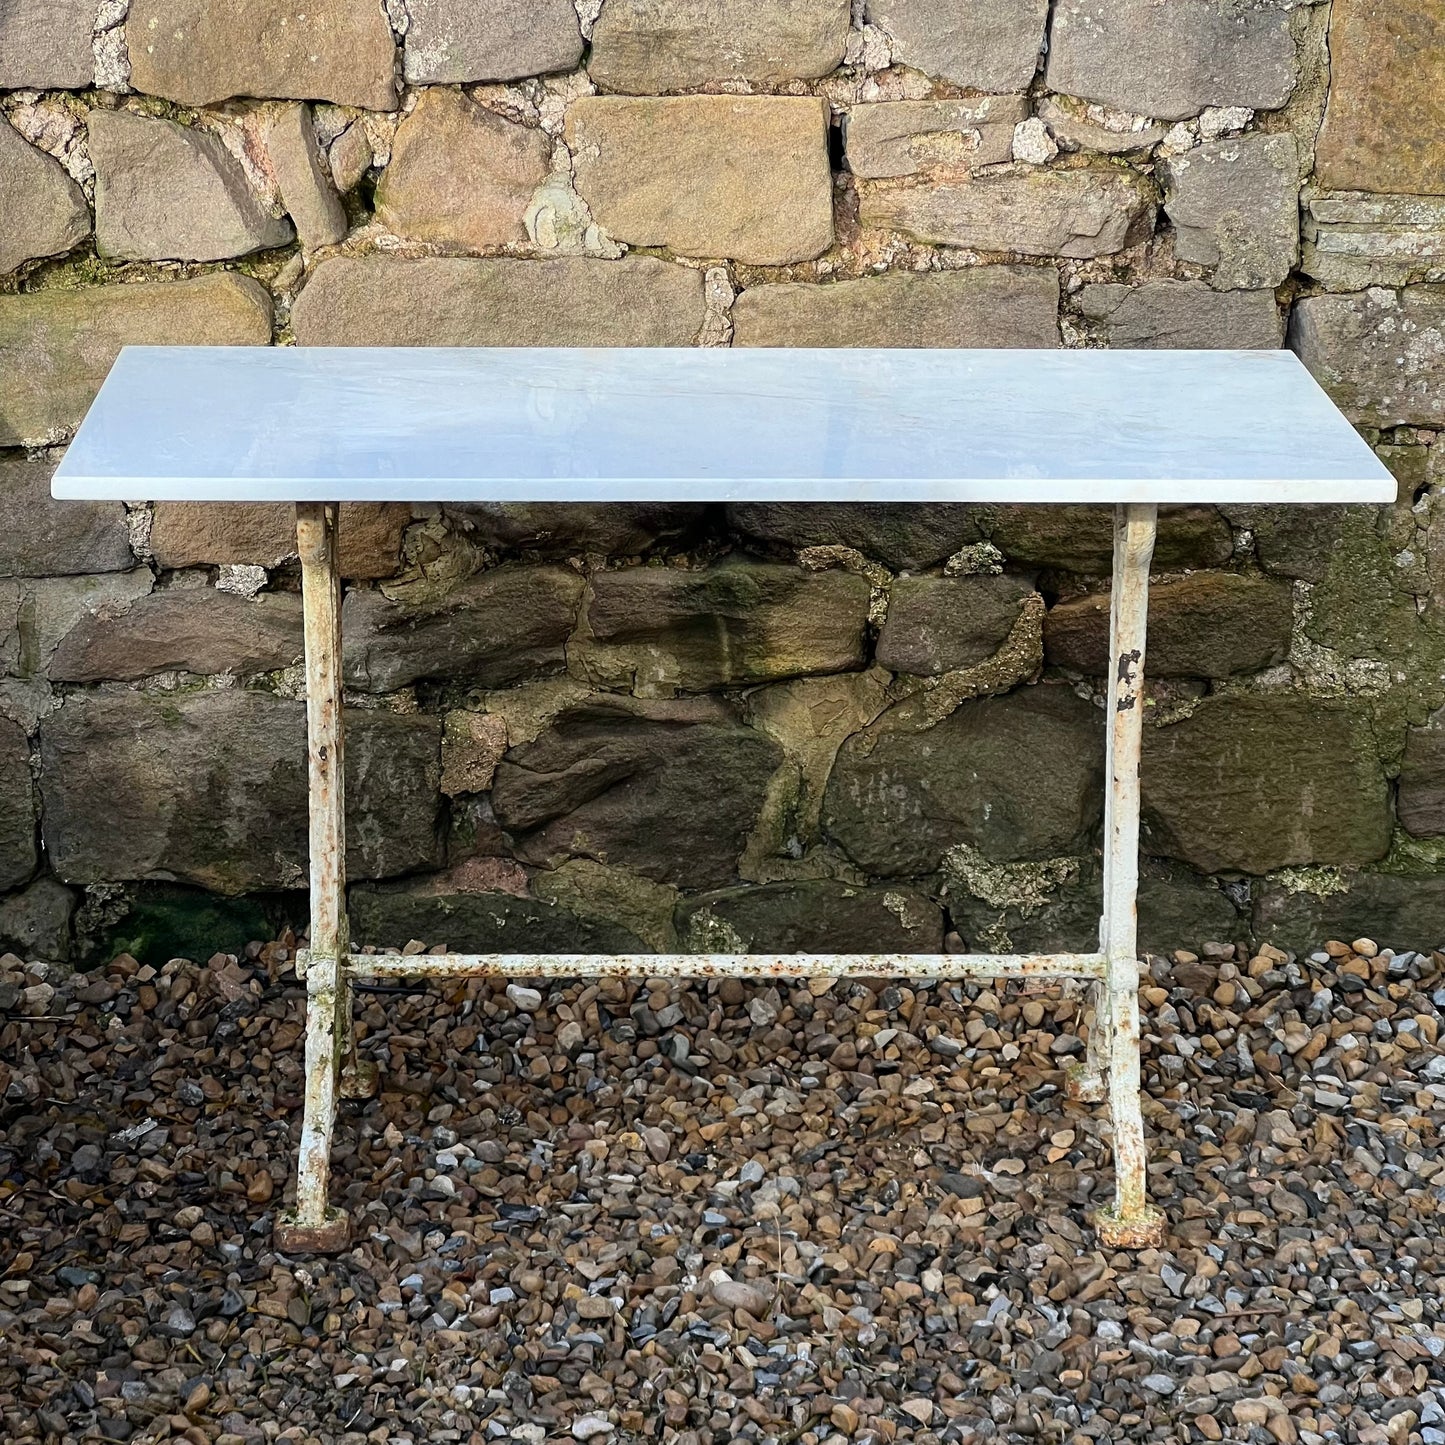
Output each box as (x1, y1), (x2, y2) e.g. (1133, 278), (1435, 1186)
(1044, 572), (1291, 678)
(0, 455), (133, 577)
(443, 503), (706, 556)
(0, 0), (93, 89)
(377, 88), (550, 251)
(1254, 870), (1445, 956)
(1160, 134), (1298, 289)
(733, 266), (1059, 348)
(576, 561), (871, 693)
(1142, 696), (1390, 875)
(1302, 193), (1445, 290)
(846, 98), (1026, 179)
(1035, 98), (1167, 156)
(328, 124), (373, 194)
(89, 111), (294, 264)
(8, 571), (154, 682)
(822, 683), (1102, 874)
(1315, 0), (1445, 196)
(0, 876), (75, 963)
(865, 0), (1049, 92)
(128, 0), (398, 109)
(1399, 717), (1445, 837)
(40, 691), (441, 891)
(567, 96), (833, 266)
(343, 567), (584, 692)
(877, 575), (1036, 675)
(1290, 287), (1445, 428)
(0, 276), (273, 448)
(0, 122), (90, 275)
(1045, 0), (1296, 122)
(267, 105), (347, 252)
(292, 256), (706, 347)
(1219, 503), (1356, 583)
(590, 0), (850, 92)
(726, 503), (984, 569)
(861, 166), (1155, 258)
(677, 881), (943, 953)
(49, 589), (304, 682)
(1078, 281), (1281, 349)
(0, 717), (36, 891)
(404, 0), (583, 84)
(987, 505), (1233, 572)
(492, 697), (783, 889)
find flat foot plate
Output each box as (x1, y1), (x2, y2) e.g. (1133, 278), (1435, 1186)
(1091, 1202), (1165, 1249)
(275, 1207), (350, 1254)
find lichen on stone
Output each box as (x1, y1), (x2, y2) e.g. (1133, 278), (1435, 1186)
(1269, 865), (1349, 900)
(941, 842), (1080, 914)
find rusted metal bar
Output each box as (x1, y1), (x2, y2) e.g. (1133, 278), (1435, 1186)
(1092, 502), (1165, 1250)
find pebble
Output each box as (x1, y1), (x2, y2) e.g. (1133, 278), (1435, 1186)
(570, 1416), (613, 1440)
(709, 1277), (771, 1316)
(505, 984), (542, 1012)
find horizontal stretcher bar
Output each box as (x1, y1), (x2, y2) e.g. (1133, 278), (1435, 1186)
(300, 950), (1109, 981)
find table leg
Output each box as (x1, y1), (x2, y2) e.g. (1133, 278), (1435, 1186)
(276, 502), (352, 1253)
(1092, 502), (1165, 1249)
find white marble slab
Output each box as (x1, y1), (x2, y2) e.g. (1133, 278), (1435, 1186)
(52, 345), (1395, 504)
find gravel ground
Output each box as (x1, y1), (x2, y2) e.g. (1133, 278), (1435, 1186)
(2, 934), (1444, 1445)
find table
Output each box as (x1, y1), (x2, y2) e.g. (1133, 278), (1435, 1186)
(54, 345), (1394, 1253)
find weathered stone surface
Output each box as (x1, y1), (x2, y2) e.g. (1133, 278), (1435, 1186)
(865, 0), (1049, 92)
(492, 697), (783, 889)
(5, 571), (154, 682)
(1315, 0), (1445, 196)
(1160, 134), (1298, 289)
(0, 122), (89, 274)
(727, 503), (983, 569)
(1303, 193), (1445, 289)
(861, 167), (1155, 259)
(577, 562), (871, 692)
(568, 96), (833, 266)
(986, 505), (1234, 572)
(352, 888), (646, 953)
(328, 124), (373, 193)
(733, 267), (1060, 349)
(0, 0), (93, 89)
(149, 502), (408, 580)
(404, 0), (583, 84)
(376, 88), (550, 251)
(1035, 98), (1167, 156)
(49, 589), (304, 682)
(128, 0), (398, 110)
(1290, 287), (1445, 428)
(1078, 281), (1281, 349)
(292, 256), (706, 347)
(533, 857), (679, 951)
(1220, 503), (1358, 583)
(878, 575), (1036, 676)
(88, 110), (294, 264)
(678, 881), (943, 953)
(823, 684), (1102, 875)
(267, 105), (347, 251)
(0, 717), (36, 891)
(444, 503), (707, 556)
(0, 456), (133, 578)
(591, 0), (850, 92)
(1142, 696), (1391, 876)
(0, 876), (75, 963)
(1045, 0), (1296, 122)
(40, 691), (441, 891)
(343, 567), (583, 692)
(1399, 716), (1445, 837)
(0, 275), (274, 448)
(1254, 870), (1445, 955)
(1044, 572), (1291, 678)
(846, 98), (1026, 178)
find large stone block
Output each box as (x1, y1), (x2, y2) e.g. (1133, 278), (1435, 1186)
(822, 683), (1102, 875)
(443, 503), (707, 556)
(492, 697), (783, 889)
(376, 88), (550, 251)
(127, 0), (398, 110)
(1399, 716), (1445, 837)
(733, 267), (1059, 348)
(567, 96), (833, 266)
(291, 256), (706, 347)
(727, 503), (984, 569)
(865, 0), (1049, 92)
(0, 276), (274, 448)
(846, 98), (1026, 179)
(0, 876), (75, 964)
(1302, 193), (1445, 290)
(89, 111), (294, 264)
(1078, 281), (1281, 349)
(403, 0), (583, 84)
(1315, 0), (1445, 196)
(40, 691), (442, 892)
(49, 589), (304, 682)
(877, 574), (1036, 676)
(0, 455), (133, 577)
(861, 167), (1155, 259)
(1044, 0), (1296, 122)
(5, 570), (154, 682)
(343, 567), (584, 692)
(1044, 572), (1291, 678)
(1160, 134), (1298, 290)
(577, 561), (871, 692)
(0, 122), (90, 275)
(1290, 287), (1445, 428)
(1219, 503), (1358, 583)
(0, 0), (93, 89)
(267, 105), (347, 252)
(1253, 871), (1445, 956)
(1141, 696), (1390, 876)
(591, 0), (850, 92)
(986, 505), (1233, 572)
(0, 717), (36, 891)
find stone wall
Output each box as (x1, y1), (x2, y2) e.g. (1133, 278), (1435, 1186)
(3, 0), (1445, 967)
